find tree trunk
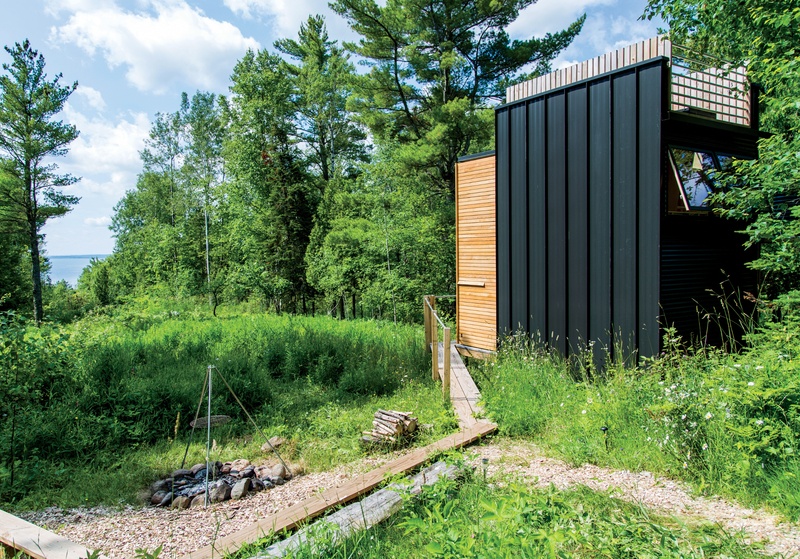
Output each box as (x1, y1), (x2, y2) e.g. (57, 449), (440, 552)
(352, 293), (356, 320)
(29, 220), (43, 326)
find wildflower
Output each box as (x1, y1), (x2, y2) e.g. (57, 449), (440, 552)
(681, 414), (687, 420)
(756, 420), (764, 426)
(686, 451), (691, 459)
(582, 410), (587, 415)
(705, 412), (713, 419)
(683, 462), (688, 469)
(702, 443), (708, 450)
(756, 366), (764, 370)
(560, 403), (564, 407)
(734, 364), (742, 368)
(587, 398), (593, 404)
(748, 382), (755, 386)
(647, 437), (652, 441)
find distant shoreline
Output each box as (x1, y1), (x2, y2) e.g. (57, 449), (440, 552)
(49, 254), (111, 259)
(47, 254), (111, 286)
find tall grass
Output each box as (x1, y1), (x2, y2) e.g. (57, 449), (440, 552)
(0, 303), (455, 509)
(475, 325), (800, 519)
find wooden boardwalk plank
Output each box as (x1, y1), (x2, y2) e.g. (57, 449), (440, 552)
(182, 422), (497, 559)
(450, 345), (483, 418)
(0, 509), (108, 559)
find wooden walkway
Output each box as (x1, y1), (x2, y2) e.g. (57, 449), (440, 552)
(0, 509), (108, 559)
(182, 422), (496, 559)
(436, 342), (483, 428)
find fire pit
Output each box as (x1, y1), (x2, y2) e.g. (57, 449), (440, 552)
(149, 459), (291, 508)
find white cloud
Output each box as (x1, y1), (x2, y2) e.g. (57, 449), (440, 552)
(504, 0), (662, 73)
(581, 12), (660, 55)
(62, 103), (149, 175)
(84, 216), (112, 226)
(507, 0), (615, 41)
(223, 0), (356, 43)
(75, 85), (107, 111)
(50, 0), (260, 94)
(60, 102), (150, 196)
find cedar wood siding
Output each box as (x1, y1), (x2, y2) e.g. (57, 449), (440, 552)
(456, 152), (497, 351)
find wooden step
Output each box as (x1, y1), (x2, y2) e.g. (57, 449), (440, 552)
(0, 509), (108, 559)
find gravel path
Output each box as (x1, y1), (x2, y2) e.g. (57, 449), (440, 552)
(17, 439), (800, 558)
(464, 439), (800, 558)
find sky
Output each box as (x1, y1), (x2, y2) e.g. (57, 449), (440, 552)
(1, 0), (663, 256)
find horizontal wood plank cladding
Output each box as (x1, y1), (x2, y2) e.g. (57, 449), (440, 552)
(456, 152), (497, 352)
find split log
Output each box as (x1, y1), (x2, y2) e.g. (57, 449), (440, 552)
(377, 410), (408, 421)
(362, 431), (396, 442)
(256, 461), (466, 558)
(373, 418), (401, 434)
(374, 412), (402, 424)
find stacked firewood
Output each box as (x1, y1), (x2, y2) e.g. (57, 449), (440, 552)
(362, 409), (417, 443)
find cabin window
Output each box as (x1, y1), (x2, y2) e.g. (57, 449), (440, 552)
(667, 147), (738, 213)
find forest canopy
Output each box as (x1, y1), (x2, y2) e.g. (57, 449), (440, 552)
(33, 1), (583, 322)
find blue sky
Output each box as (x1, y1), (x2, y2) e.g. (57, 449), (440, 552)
(1, 0), (662, 256)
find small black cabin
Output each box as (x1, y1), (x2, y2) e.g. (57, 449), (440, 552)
(455, 37), (760, 360)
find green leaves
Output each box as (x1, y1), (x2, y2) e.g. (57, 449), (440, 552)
(0, 40), (80, 323)
(331, 0), (582, 193)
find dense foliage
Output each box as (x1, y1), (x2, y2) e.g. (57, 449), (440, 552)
(40, 6), (578, 323)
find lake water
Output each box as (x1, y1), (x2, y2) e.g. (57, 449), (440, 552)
(48, 255), (110, 288)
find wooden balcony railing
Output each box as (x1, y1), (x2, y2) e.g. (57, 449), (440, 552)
(505, 36), (752, 127)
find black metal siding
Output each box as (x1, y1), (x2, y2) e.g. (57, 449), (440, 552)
(496, 108), (511, 335)
(496, 58), (665, 359)
(567, 86), (589, 352)
(528, 99), (548, 340)
(612, 69), (638, 353)
(510, 104), (528, 333)
(547, 92), (568, 354)
(588, 78), (612, 361)
(637, 63), (663, 357)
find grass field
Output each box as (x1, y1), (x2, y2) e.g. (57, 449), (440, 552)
(0, 302), (455, 510)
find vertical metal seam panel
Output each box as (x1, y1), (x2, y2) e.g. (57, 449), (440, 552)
(612, 69), (638, 355)
(567, 85), (589, 352)
(588, 77), (612, 364)
(637, 61), (664, 358)
(496, 108), (511, 337)
(547, 91), (567, 355)
(510, 104), (529, 334)
(528, 98), (547, 342)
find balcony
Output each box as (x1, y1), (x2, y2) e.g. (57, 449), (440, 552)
(505, 36), (752, 127)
